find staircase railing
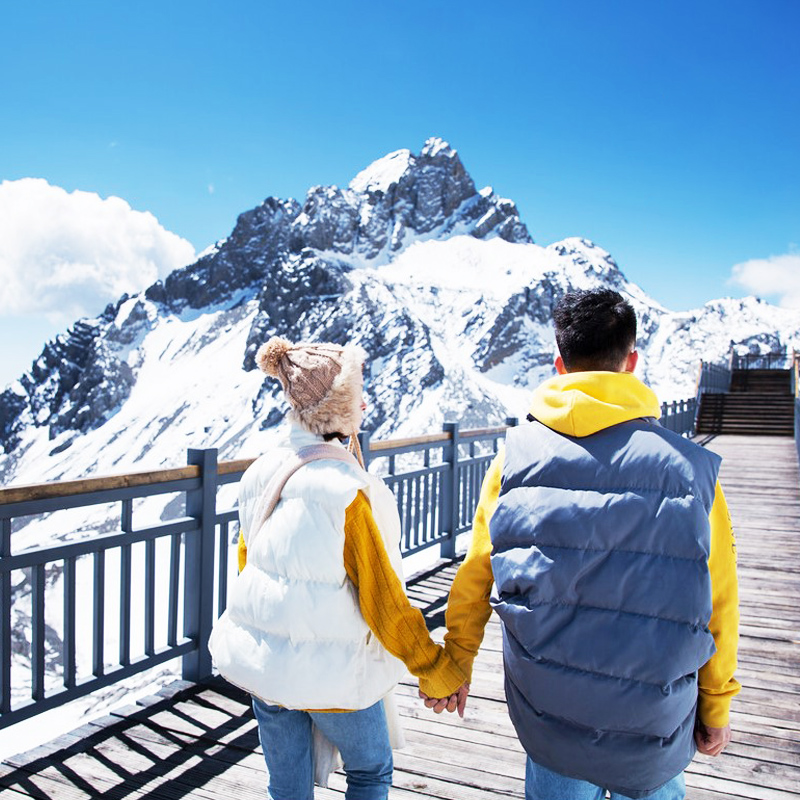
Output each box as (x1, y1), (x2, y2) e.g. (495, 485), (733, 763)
(794, 353), (800, 465)
(693, 360), (732, 436)
(732, 353), (793, 370)
(696, 360), (732, 397)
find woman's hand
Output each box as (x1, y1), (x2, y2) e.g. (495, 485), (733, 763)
(418, 682), (470, 718)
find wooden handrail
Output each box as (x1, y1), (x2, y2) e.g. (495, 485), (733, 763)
(460, 425), (509, 439)
(0, 424), (512, 507)
(368, 425), (510, 452)
(217, 458), (256, 476)
(0, 466), (200, 506)
(369, 432), (450, 452)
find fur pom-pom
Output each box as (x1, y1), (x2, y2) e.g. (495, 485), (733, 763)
(256, 337), (293, 376)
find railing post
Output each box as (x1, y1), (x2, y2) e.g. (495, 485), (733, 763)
(0, 517), (10, 715)
(695, 361), (705, 401)
(183, 448), (218, 682)
(440, 421), (460, 560)
(795, 397), (800, 467)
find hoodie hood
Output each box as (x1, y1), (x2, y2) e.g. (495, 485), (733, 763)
(528, 371), (661, 438)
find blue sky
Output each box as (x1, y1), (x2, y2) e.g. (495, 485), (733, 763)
(1, 0), (799, 386)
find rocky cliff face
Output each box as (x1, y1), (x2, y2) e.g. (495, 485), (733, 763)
(0, 309), (135, 454)
(2, 137), (799, 486)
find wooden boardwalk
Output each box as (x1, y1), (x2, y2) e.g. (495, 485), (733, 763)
(0, 434), (798, 799)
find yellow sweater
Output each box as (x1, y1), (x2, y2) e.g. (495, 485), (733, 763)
(237, 490), (466, 705)
(420, 371), (741, 728)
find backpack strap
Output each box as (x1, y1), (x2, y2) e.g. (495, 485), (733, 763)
(248, 444), (361, 547)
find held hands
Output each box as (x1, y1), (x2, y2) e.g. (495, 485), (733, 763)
(418, 682), (470, 718)
(694, 722), (731, 757)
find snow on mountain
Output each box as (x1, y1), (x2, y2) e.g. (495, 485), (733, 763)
(2, 137), (800, 753)
(349, 148), (414, 193)
(639, 295), (800, 400)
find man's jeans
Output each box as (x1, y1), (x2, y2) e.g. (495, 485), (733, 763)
(525, 757), (686, 800)
(252, 697), (393, 800)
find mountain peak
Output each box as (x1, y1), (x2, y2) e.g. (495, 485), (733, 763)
(349, 148), (413, 194)
(420, 137), (456, 159)
(348, 138), (460, 195)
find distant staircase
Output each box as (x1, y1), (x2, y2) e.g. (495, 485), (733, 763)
(696, 368), (794, 436)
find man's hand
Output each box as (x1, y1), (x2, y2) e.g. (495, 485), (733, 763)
(694, 722), (731, 756)
(418, 682), (470, 718)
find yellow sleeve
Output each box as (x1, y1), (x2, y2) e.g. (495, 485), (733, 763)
(440, 448), (503, 682)
(697, 481), (741, 727)
(343, 491), (467, 699)
(237, 529), (248, 573)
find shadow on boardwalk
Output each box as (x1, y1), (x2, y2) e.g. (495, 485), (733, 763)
(1, 435), (799, 799)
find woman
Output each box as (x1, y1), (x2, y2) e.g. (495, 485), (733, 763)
(209, 336), (467, 800)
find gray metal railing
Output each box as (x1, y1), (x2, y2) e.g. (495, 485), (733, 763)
(795, 399), (800, 467)
(696, 360), (732, 396)
(360, 420), (515, 558)
(691, 360), (733, 438)
(794, 356), (800, 466)
(732, 353), (793, 370)
(0, 420), (515, 731)
(0, 399), (704, 733)
(659, 398), (697, 437)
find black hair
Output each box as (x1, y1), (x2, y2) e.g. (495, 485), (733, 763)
(322, 431), (346, 442)
(553, 288), (637, 372)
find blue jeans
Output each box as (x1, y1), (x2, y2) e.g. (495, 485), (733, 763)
(525, 757), (686, 800)
(252, 697), (393, 800)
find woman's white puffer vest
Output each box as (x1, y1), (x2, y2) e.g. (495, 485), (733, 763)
(208, 425), (407, 710)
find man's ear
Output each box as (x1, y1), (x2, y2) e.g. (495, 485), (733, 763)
(625, 350), (639, 373)
(555, 355), (567, 375)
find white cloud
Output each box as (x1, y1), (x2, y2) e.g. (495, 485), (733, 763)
(0, 179), (196, 320)
(730, 251), (800, 309)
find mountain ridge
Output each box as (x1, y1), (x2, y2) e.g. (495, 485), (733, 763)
(2, 137), (799, 489)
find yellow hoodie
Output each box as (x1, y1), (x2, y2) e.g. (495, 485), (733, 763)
(421, 371), (740, 728)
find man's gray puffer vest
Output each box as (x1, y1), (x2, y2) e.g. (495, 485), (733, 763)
(490, 418), (721, 798)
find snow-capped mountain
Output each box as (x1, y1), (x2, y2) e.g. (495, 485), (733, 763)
(3, 136), (800, 756)
(2, 137), (800, 491)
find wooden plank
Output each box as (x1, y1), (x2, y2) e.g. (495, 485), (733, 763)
(217, 458), (256, 476)
(370, 432), (451, 452)
(0, 466), (200, 505)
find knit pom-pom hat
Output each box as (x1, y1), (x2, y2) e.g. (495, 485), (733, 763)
(256, 336), (367, 437)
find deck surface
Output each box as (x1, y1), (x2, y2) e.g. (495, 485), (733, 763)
(0, 434), (798, 799)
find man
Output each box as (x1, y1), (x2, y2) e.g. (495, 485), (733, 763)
(420, 289), (739, 800)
